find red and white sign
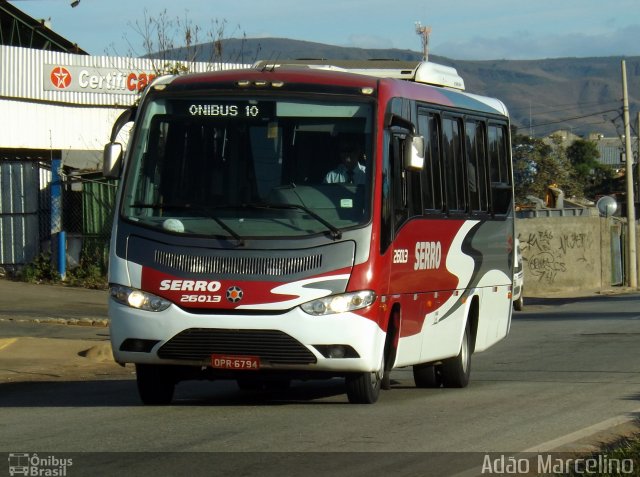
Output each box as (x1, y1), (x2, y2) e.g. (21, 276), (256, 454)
(211, 354), (260, 370)
(50, 66), (72, 89)
(44, 64), (157, 95)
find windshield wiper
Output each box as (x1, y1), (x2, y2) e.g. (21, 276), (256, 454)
(130, 202), (245, 246)
(130, 201), (343, 241)
(246, 202), (343, 240)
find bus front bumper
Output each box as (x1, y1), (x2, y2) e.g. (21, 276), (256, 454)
(109, 300), (386, 374)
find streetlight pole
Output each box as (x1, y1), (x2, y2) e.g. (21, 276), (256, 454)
(621, 60), (637, 288)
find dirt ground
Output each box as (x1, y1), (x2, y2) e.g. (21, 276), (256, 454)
(0, 334), (132, 383)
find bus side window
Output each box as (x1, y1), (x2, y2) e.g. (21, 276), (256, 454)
(418, 111), (443, 213)
(465, 120), (489, 214)
(380, 134), (393, 252)
(391, 135), (409, 228)
(488, 124), (512, 215)
(442, 116), (466, 214)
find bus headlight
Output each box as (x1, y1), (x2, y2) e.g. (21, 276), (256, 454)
(110, 285), (171, 312)
(300, 291), (376, 316)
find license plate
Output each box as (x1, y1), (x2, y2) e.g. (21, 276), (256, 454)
(211, 354), (260, 370)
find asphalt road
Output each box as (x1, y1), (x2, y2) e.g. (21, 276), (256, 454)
(0, 287), (639, 476)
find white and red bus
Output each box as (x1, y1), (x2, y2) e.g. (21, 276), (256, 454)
(103, 60), (514, 404)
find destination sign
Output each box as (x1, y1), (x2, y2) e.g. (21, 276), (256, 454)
(187, 101), (274, 119)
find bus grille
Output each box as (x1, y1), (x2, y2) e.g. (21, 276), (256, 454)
(157, 328), (317, 364)
(154, 251), (322, 276)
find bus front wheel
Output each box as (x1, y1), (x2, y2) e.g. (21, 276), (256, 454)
(345, 354), (383, 404)
(136, 364), (176, 405)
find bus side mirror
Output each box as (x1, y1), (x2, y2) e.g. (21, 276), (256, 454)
(103, 142), (123, 178)
(404, 135), (424, 171)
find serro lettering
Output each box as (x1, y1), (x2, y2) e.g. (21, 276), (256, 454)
(414, 241), (442, 270)
(159, 279), (222, 292)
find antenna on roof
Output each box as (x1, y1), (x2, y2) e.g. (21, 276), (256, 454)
(415, 22), (432, 61)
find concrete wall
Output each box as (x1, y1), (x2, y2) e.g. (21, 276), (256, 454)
(516, 216), (628, 297)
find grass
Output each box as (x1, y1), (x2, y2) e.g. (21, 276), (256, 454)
(556, 433), (640, 477)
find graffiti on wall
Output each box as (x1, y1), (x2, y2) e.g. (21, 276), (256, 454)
(519, 229), (594, 284)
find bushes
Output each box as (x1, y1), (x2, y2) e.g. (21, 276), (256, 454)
(18, 251), (108, 290)
(21, 253), (60, 284)
(65, 253), (108, 289)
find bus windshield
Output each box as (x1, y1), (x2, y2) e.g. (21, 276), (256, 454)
(121, 96), (374, 239)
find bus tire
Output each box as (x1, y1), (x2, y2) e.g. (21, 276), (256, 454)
(413, 363), (442, 388)
(136, 364), (176, 405)
(440, 321), (471, 388)
(513, 290), (524, 311)
(345, 354), (383, 404)
(382, 309), (400, 390)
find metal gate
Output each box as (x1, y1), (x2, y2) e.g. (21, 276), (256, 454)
(0, 159), (49, 270)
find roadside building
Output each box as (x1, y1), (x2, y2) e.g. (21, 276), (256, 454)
(0, 3), (246, 271)
(545, 129), (631, 172)
(591, 135), (627, 173)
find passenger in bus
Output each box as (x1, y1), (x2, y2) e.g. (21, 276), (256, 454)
(324, 137), (366, 185)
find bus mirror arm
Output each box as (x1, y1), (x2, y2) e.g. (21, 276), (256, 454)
(385, 113), (424, 170)
(103, 106), (137, 178)
(385, 113), (415, 134)
(110, 106), (136, 142)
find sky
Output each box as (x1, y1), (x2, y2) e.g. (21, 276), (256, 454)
(12, 0), (640, 60)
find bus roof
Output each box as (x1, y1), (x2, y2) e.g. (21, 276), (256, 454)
(161, 61), (508, 118)
(253, 59), (465, 90)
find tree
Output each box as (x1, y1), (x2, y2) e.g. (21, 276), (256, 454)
(512, 134), (580, 205)
(589, 162), (618, 197)
(567, 139), (617, 197)
(116, 9), (246, 75)
(567, 139), (601, 188)
(512, 134), (544, 204)
(512, 133), (622, 208)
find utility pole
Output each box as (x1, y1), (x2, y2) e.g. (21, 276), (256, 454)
(637, 112), (640, 201)
(637, 111), (640, 282)
(621, 60), (637, 288)
(415, 22), (432, 61)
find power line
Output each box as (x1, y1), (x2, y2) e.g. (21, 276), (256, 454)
(514, 108), (620, 131)
(509, 99), (620, 114)
(523, 102), (620, 117)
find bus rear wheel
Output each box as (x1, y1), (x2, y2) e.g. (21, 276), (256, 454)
(440, 321), (471, 388)
(413, 363), (442, 388)
(135, 364), (176, 405)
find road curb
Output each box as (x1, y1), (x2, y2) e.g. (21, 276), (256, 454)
(522, 410), (640, 453)
(0, 317), (109, 327)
